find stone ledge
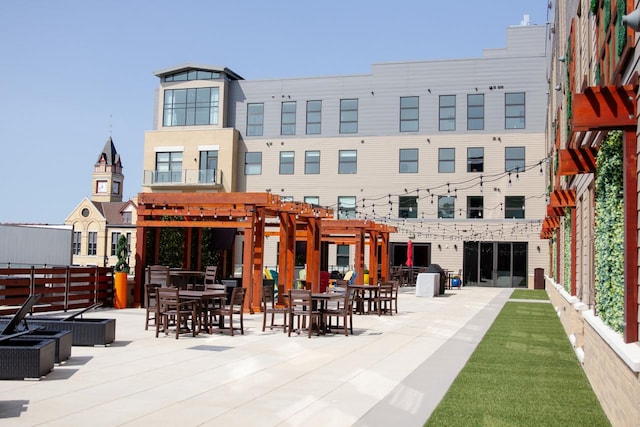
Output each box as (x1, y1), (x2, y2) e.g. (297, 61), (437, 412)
(583, 311), (640, 373)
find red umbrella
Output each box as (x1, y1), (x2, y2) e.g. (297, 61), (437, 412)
(405, 240), (413, 267)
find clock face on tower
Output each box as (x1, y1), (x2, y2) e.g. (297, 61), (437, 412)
(97, 181), (107, 193)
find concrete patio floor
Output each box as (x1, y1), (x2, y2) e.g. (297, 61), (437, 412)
(0, 286), (512, 427)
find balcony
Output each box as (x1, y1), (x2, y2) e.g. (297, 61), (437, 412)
(143, 168), (223, 189)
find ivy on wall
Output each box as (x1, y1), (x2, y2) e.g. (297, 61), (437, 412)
(616, 0), (627, 57)
(595, 130), (624, 333)
(552, 231), (557, 280)
(604, 0), (611, 28)
(591, 0), (599, 15)
(563, 208), (572, 293)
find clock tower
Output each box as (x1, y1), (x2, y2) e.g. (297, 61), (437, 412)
(91, 136), (124, 203)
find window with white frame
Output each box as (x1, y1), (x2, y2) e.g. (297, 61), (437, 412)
(337, 196), (356, 219)
(505, 147), (525, 172)
(88, 231), (97, 256)
(155, 151), (183, 183)
(304, 196), (319, 206)
(467, 94), (484, 130)
(505, 92), (525, 129)
(246, 103), (264, 136)
(505, 196), (525, 219)
(340, 99), (358, 133)
(163, 87), (219, 126)
(467, 196), (484, 219)
(439, 148), (455, 173)
(111, 232), (121, 256)
(467, 147), (484, 172)
(438, 196), (456, 219)
(399, 196), (418, 218)
(305, 150), (320, 174)
(199, 150), (218, 183)
(72, 231), (81, 255)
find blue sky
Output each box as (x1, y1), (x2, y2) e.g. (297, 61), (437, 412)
(0, 1), (549, 224)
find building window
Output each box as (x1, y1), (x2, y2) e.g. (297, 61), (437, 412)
(339, 150), (357, 174)
(110, 232), (121, 256)
(163, 69), (221, 82)
(439, 95), (456, 131)
(279, 151), (295, 175)
(199, 150), (218, 183)
(336, 244), (350, 266)
(399, 196), (418, 218)
(281, 101), (296, 135)
(505, 196), (525, 219)
(438, 148), (455, 173)
(467, 147), (484, 172)
(246, 103), (264, 136)
(245, 152), (262, 175)
(467, 94), (484, 130)
(112, 181), (120, 195)
(505, 92), (525, 129)
(155, 152), (183, 183)
(163, 87), (219, 126)
(305, 150), (320, 174)
(400, 96), (419, 132)
(467, 196), (484, 219)
(438, 196), (456, 219)
(88, 231), (97, 256)
(340, 99), (358, 133)
(306, 100), (321, 134)
(122, 212), (132, 224)
(337, 196), (356, 219)
(399, 148), (418, 173)
(72, 231), (81, 255)
(505, 147), (525, 172)
(304, 196), (319, 206)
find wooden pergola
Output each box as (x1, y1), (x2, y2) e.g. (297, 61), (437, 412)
(133, 192), (396, 312)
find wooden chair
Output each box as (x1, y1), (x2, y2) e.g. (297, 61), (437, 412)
(155, 287), (197, 339)
(147, 265), (170, 287)
(391, 280), (400, 313)
(375, 283), (394, 316)
(204, 266), (218, 285)
(211, 286), (245, 336)
(144, 283), (162, 330)
(261, 284), (287, 332)
(324, 286), (356, 336)
(288, 289), (322, 338)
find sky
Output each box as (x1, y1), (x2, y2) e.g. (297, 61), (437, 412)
(0, 0), (550, 224)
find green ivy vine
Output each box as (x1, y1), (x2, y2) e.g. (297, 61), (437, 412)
(563, 208), (572, 293)
(604, 0), (611, 28)
(552, 230), (557, 280)
(616, 0), (627, 57)
(591, 0), (599, 15)
(595, 130), (624, 333)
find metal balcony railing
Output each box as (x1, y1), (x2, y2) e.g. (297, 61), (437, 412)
(143, 169), (222, 187)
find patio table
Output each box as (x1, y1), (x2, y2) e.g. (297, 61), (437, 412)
(349, 284), (380, 314)
(178, 289), (226, 334)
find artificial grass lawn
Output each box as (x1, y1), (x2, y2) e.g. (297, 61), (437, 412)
(425, 301), (610, 426)
(510, 289), (549, 300)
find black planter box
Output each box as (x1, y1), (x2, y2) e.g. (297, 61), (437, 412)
(15, 330), (72, 363)
(26, 318), (115, 347)
(0, 338), (55, 380)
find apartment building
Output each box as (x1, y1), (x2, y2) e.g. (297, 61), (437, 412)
(143, 21), (549, 288)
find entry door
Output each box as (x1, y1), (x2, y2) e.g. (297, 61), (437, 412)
(463, 241), (528, 287)
(479, 242), (494, 285)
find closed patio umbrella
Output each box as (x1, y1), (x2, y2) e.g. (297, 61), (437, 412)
(405, 240), (413, 267)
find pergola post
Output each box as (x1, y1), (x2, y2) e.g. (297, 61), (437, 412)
(369, 230), (379, 285)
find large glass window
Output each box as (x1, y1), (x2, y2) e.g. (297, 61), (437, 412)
(304, 196), (319, 206)
(438, 196), (456, 219)
(400, 96), (419, 132)
(305, 150), (320, 174)
(163, 87), (219, 126)
(399, 196), (418, 218)
(279, 151), (295, 175)
(245, 152), (262, 175)
(88, 231), (97, 256)
(306, 100), (321, 134)
(399, 148), (418, 173)
(340, 99), (358, 133)
(439, 148), (455, 173)
(339, 150), (357, 174)
(155, 151), (183, 183)
(467, 147), (484, 172)
(281, 101), (296, 135)
(337, 244), (350, 266)
(246, 103), (264, 136)
(505, 147), (525, 172)
(72, 231), (81, 255)
(164, 69), (221, 82)
(505, 196), (525, 219)
(111, 232), (121, 256)
(439, 95), (456, 131)
(337, 196), (356, 219)
(467, 94), (484, 130)
(505, 92), (525, 129)
(199, 150), (218, 183)
(467, 196), (484, 219)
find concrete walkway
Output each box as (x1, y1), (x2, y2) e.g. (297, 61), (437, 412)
(0, 286), (513, 426)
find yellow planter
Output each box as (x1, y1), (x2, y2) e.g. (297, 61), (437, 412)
(363, 273), (370, 285)
(114, 272), (128, 309)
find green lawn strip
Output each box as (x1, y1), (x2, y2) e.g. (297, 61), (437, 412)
(425, 302), (609, 426)
(510, 289), (549, 300)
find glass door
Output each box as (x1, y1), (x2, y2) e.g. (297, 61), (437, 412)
(479, 242), (494, 285)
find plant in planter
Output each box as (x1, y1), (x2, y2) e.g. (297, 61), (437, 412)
(113, 235), (129, 309)
(363, 268), (370, 285)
